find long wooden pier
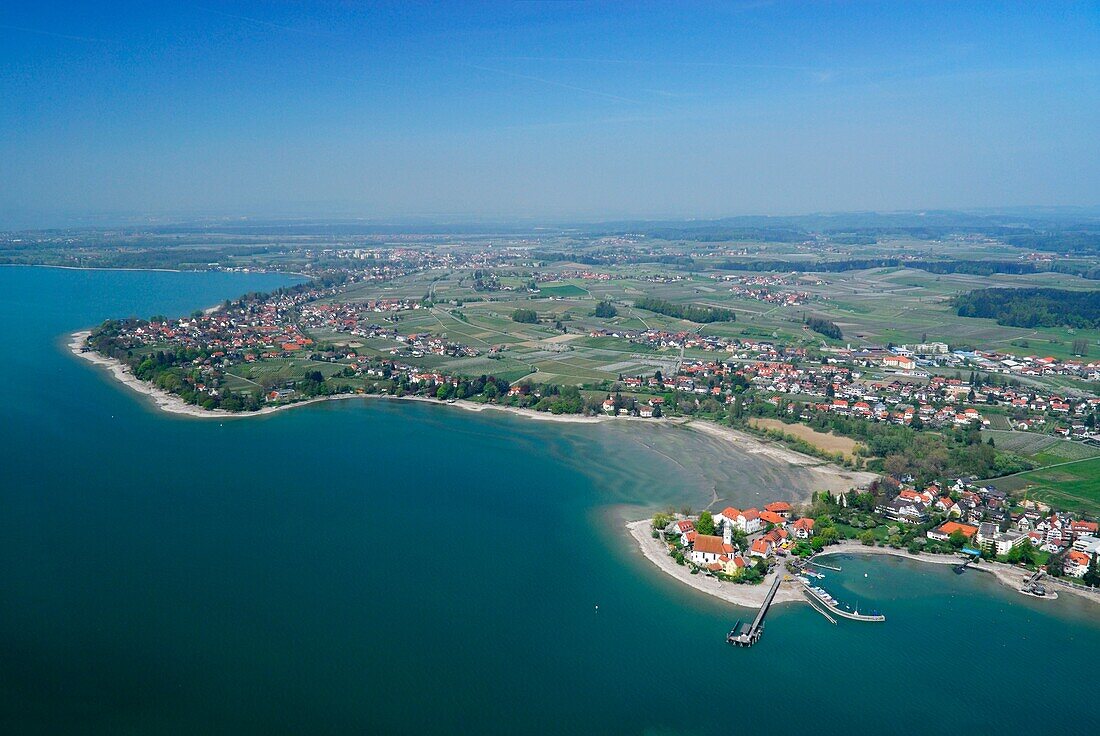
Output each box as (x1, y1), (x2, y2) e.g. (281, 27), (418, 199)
(728, 572), (783, 647)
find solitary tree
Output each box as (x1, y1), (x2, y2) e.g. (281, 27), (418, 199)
(696, 511), (716, 537)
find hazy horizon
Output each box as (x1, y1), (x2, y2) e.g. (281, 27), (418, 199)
(2, 2), (1098, 227)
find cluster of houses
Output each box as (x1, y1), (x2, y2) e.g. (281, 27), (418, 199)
(110, 292), (322, 360)
(610, 351), (1098, 440)
(874, 478), (1100, 577)
(389, 333), (480, 359)
(666, 502), (817, 576)
(832, 343), (1100, 383)
(299, 299), (422, 335)
(586, 328), (808, 361)
(718, 273), (813, 306)
(600, 395), (662, 417)
(537, 270), (611, 281)
(662, 480), (1099, 584)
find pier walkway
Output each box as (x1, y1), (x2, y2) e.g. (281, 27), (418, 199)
(808, 560), (841, 572)
(728, 568), (784, 646)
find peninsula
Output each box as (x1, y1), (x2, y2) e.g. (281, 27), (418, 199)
(57, 221), (1100, 598)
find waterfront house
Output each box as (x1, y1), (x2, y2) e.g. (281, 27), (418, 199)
(926, 521), (978, 543)
(670, 520), (695, 546)
(877, 493), (929, 524)
(976, 522), (1028, 555)
(1065, 550), (1092, 578)
(723, 555), (748, 576)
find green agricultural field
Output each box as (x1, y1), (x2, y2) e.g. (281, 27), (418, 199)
(536, 283), (589, 298)
(982, 430), (1100, 463)
(996, 456), (1100, 515)
(981, 430), (1061, 456)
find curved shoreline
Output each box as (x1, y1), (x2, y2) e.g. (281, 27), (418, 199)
(5, 263), (310, 279)
(68, 330), (610, 422)
(66, 330), (872, 496)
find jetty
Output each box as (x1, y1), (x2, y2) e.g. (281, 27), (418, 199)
(1020, 569), (1053, 598)
(953, 554), (978, 574)
(801, 583), (886, 622)
(805, 595), (838, 624)
(808, 559), (842, 572)
(727, 572), (783, 647)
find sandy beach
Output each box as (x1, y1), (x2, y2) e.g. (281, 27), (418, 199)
(684, 420), (879, 495)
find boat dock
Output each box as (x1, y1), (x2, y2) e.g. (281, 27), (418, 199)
(727, 572), (783, 647)
(801, 583), (886, 622)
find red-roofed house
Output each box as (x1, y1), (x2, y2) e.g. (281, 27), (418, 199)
(1065, 549), (1092, 578)
(714, 507), (742, 530)
(926, 520), (978, 542)
(764, 501), (792, 519)
(749, 538), (773, 558)
(723, 555), (748, 576)
(1071, 520), (1099, 537)
(737, 508), (762, 534)
(792, 518), (815, 538)
(760, 510), (786, 527)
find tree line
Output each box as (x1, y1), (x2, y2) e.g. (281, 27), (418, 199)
(805, 316), (842, 340)
(633, 297), (735, 323)
(955, 287), (1100, 329)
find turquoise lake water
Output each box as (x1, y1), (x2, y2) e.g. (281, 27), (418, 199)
(1, 266), (1098, 734)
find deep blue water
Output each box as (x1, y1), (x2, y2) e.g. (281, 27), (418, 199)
(1, 266), (1097, 735)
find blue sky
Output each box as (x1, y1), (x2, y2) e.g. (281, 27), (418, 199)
(1, 1), (1098, 225)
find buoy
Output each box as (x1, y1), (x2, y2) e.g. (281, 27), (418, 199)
(864, 573), (868, 577)
(595, 605), (599, 613)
